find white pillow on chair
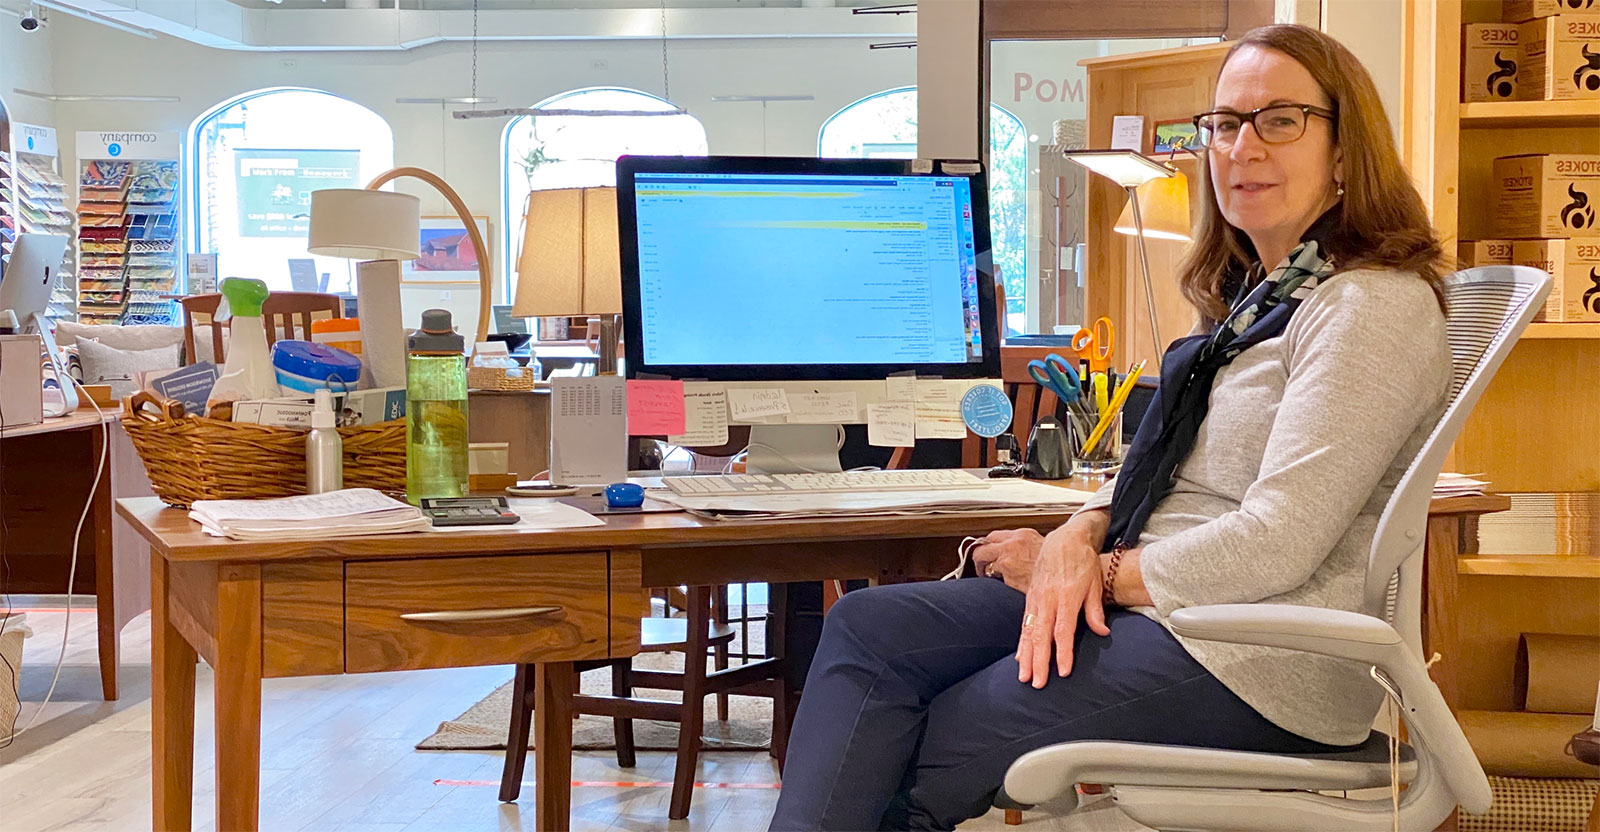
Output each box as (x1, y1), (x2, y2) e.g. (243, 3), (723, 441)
(56, 320), (186, 352)
(77, 338), (183, 400)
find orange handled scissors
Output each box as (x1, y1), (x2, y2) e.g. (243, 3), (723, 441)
(1072, 316), (1115, 374)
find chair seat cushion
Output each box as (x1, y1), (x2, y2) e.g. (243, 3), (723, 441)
(999, 732), (1417, 810)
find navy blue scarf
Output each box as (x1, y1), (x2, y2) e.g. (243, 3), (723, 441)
(1104, 218), (1339, 552)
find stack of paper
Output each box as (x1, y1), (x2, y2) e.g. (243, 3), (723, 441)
(1478, 492), (1600, 556)
(653, 479), (1094, 522)
(1434, 473), (1490, 499)
(190, 488), (430, 540)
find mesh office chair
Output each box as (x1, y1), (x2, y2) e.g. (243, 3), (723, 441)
(999, 266), (1552, 831)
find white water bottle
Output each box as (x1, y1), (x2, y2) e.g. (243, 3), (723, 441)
(306, 388), (343, 494)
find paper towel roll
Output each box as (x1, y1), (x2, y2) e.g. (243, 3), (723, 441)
(1460, 710), (1599, 778)
(1515, 633), (1600, 714)
(356, 259), (408, 389)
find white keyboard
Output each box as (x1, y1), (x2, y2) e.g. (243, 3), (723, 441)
(664, 469), (989, 497)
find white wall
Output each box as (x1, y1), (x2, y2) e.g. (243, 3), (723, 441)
(40, 16), (916, 296)
(0, 13), (57, 131)
(1321, 0), (1404, 144)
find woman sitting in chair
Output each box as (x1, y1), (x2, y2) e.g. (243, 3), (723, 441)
(769, 24), (1451, 832)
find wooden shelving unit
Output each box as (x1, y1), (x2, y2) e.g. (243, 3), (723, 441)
(1458, 99), (1600, 128)
(1458, 554), (1600, 578)
(1523, 322), (1600, 340)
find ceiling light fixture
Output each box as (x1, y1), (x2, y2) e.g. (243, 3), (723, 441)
(16, 88), (178, 102)
(396, 97), (499, 104)
(453, 107), (688, 121)
(31, 0), (156, 39)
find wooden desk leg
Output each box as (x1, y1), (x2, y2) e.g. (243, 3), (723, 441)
(152, 552), (197, 832)
(534, 662), (575, 832)
(90, 425), (119, 701)
(670, 585), (713, 820)
(214, 565), (263, 832)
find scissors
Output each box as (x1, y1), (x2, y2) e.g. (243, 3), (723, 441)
(1072, 316), (1116, 374)
(1026, 353), (1081, 403)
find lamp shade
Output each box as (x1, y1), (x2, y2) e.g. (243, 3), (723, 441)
(307, 189), (422, 260)
(513, 186), (622, 318)
(1061, 149), (1173, 188)
(1114, 172), (1193, 242)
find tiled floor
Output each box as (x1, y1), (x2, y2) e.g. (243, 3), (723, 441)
(1, 598), (1142, 831)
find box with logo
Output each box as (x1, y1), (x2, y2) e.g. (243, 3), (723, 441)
(1458, 240), (1516, 267)
(1493, 154), (1600, 238)
(1518, 14), (1600, 99)
(1504, 0), (1597, 23)
(1512, 239), (1600, 321)
(1463, 24), (1522, 101)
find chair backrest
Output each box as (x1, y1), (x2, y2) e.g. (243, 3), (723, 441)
(1364, 267), (1551, 649)
(181, 291), (343, 365)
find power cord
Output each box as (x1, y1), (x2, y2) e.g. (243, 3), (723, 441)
(3, 378), (108, 745)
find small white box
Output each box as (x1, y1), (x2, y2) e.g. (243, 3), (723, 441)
(0, 335), (45, 428)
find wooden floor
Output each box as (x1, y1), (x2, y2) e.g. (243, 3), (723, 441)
(0, 597), (1142, 832)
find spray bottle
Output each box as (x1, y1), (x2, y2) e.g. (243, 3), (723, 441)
(207, 277), (280, 416)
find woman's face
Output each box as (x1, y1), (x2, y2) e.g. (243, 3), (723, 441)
(1208, 45), (1342, 255)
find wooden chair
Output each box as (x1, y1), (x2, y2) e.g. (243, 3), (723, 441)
(500, 585), (796, 820)
(180, 291), (343, 365)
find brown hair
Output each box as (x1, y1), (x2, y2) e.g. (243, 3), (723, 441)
(1177, 24), (1445, 323)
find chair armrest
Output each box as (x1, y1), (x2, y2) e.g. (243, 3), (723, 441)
(1167, 604), (1492, 814)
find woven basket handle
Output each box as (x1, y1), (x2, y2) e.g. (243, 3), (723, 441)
(123, 390), (188, 423)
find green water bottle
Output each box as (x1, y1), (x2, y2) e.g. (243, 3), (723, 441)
(405, 309), (469, 504)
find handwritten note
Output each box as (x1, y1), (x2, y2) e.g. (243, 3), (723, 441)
(867, 402), (916, 448)
(885, 374), (916, 403)
(626, 379), (686, 436)
(787, 391), (859, 424)
(669, 389), (730, 447)
(727, 388), (791, 421)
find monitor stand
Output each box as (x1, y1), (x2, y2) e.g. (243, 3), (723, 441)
(746, 425), (844, 475)
(18, 309), (78, 417)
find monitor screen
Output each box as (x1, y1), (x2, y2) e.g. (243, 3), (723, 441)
(618, 156), (999, 381)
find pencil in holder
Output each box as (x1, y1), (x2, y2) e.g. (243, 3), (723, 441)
(1073, 410), (1123, 475)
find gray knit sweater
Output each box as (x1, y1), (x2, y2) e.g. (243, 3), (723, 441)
(1076, 268), (1450, 746)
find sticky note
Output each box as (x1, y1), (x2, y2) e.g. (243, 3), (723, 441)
(916, 418), (968, 440)
(787, 391), (858, 424)
(727, 387), (791, 421)
(867, 402), (915, 447)
(626, 379), (686, 436)
(885, 374), (916, 402)
(669, 388), (730, 447)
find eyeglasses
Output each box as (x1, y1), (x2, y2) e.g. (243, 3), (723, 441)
(1190, 103), (1337, 152)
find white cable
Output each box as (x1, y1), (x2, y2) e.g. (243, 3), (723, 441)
(9, 379), (108, 742)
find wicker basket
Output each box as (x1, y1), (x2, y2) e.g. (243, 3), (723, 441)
(121, 391), (406, 507)
(468, 365), (538, 392)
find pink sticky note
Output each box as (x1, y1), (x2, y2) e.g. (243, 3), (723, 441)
(626, 379), (687, 436)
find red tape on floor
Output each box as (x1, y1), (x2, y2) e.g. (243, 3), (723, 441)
(434, 779), (782, 790)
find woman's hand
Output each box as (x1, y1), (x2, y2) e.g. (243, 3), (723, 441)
(1016, 525), (1110, 688)
(970, 529), (1045, 592)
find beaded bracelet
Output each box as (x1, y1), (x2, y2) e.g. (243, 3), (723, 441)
(1102, 546), (1127, 608)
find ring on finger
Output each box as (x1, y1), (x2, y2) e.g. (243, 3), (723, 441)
(1022, 613), (1037, 628)
(984, 564), (997, 577)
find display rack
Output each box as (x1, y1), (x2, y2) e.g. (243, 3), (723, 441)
(13, 134), (77, 322)
(0, 98), (12, 266)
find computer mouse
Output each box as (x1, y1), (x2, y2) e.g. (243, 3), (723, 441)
(604, 482), (645, 509)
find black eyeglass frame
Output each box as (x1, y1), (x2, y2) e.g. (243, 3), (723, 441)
(1190, 103), (1339, 150)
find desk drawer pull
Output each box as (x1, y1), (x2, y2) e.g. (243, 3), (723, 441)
(399, 606), (564, 623)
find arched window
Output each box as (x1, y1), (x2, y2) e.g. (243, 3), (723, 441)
(502, 87), (708, 295)
(819, 87), (1029, 334)
(188, 88), (394, 292)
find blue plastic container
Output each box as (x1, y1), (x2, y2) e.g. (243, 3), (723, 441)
(271, 340), (362, 394)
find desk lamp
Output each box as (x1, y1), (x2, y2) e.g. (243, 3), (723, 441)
(512, 186), (622, 375)
(1061, 149), (1191, 370)
(309, 168), (494, 385)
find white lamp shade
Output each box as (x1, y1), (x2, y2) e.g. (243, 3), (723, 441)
(513, 187), (622, 318)
(307, 189), (422, 261)
(1114, 172), (1193, 241)
(1062, 150), (1173, 188)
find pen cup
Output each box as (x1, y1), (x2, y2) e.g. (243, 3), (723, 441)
(1073, 411), (1123, 475)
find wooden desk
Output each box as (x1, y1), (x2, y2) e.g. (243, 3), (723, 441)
(3, 408), (151, 700)
(118, 488), (1090, 832)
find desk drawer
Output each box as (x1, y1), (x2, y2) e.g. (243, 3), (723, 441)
(345, 552), (611, 673)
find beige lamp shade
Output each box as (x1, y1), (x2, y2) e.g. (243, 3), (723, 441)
(513, 186), (622, 318)
(307, 189), (422, 260)
(1113, 172), (1193, 242)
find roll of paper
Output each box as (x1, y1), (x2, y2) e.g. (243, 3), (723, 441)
(1460, 710), (1599, 778)
(356, 259), (408, 389)
(1515, 633), (1600, 714)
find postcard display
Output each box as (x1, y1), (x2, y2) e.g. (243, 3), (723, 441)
(75, 132), (180, 325)
(8, 124), (77, 321)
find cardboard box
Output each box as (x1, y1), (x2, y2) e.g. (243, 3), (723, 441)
(1463, 23), (1522, 101)
(1512, 238), (1600, 321)
(1519, 14), (1600, 100)
(1459, 240), (1516, 267)
(1503, 0), (1596, 23)
(1494, 154), (1600, 238)
(0, 335), (45, 429)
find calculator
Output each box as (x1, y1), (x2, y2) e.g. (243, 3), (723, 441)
(420, 497), (521, 527)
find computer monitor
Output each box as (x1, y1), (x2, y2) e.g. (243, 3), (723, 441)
(617, 156), (1001, 471)
(0, 233), (77, 415)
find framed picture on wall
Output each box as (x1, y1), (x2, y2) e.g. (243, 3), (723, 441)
(402, 215), (490, 285)
(1152, 119), (1198, 156)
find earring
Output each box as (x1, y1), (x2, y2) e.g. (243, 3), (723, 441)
(1336, 182), (1346, 197)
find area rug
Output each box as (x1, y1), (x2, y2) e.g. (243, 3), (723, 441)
(418, 619), (774, 752)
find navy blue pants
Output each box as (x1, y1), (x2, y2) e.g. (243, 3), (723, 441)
(768, 578), (1341, 831)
